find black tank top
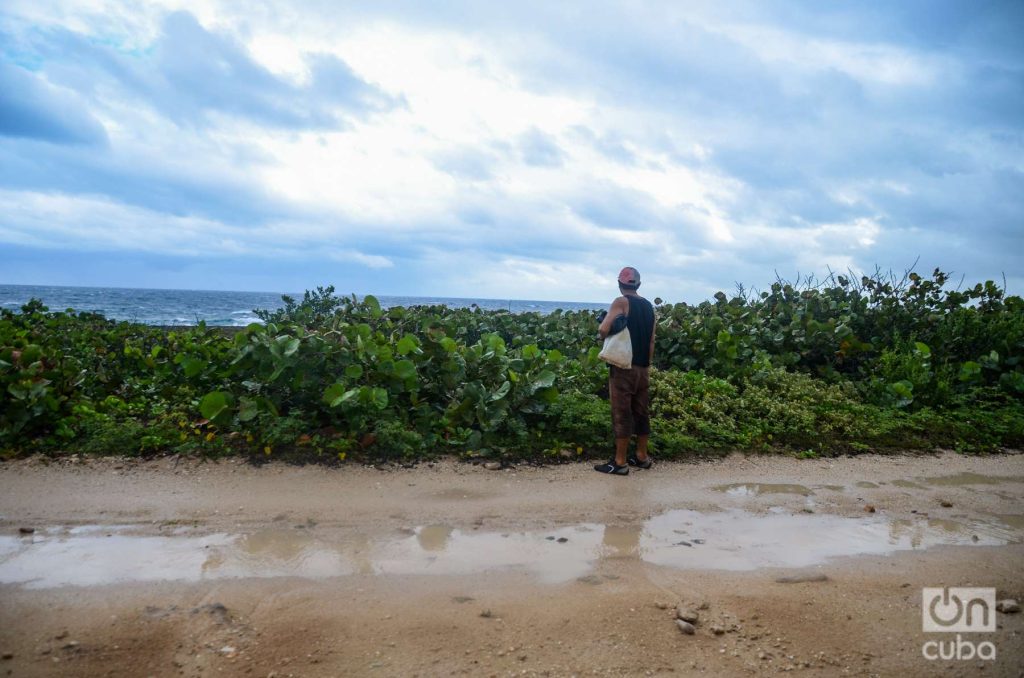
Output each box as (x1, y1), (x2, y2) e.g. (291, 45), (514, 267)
(625, 295), (654, 367)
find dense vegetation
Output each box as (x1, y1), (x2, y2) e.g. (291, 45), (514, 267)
(2, 269), (1022, 461)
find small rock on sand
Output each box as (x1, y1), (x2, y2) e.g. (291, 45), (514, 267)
(676, 605), (699, 623)
(996, 599), (1020, 614)
(940, 500), (953, 508)
(775, 573), (829, 584)
(710, 625), (725, 635)
(864, 505), (876, 513)
(18, 527), (35, 534)
(483, 462), (502, 471)
(676, 620), (696, 635)
(2, 653), (13, 660)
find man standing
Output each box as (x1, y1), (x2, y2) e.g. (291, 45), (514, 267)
(594, 267), (656, 476)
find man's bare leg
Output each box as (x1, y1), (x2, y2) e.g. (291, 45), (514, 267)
(635, 435), (650, 462)
(614, 438), (629, 466)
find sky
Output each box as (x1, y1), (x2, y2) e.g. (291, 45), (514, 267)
(1, 0), (1022, 303)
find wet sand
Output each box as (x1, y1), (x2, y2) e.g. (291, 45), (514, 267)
(1, 452), (1022, 677)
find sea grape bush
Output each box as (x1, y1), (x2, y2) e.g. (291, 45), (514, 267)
(1, 269), (1022, 459)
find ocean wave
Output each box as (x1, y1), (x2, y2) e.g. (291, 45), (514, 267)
(0, 285), (603, 325)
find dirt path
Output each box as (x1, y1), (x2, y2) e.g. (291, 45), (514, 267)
(1, 452), (1022, 677)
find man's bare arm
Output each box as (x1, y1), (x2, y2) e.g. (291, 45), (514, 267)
(598, 297), (628, 338)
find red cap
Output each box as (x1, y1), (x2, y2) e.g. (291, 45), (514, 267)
(618, 266), (640, 286)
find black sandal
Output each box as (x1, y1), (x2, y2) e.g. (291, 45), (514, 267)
(627, 455), (653, 469)
(593, 460), (629, 475)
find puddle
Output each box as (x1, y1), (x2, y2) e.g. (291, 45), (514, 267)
(855, 481), (879, 489)
(919, 473), (1024, 487)
(891, 479), (927, 489)
(417, 524), (454, 551)
(2, 510), (1020, 589)
(712, 483), (813, 497)
(639, 510), (1019, 571)
(817, 485), (846, 492)
(991, 514), (1024, 529)
(600, 525), (641, 558)
(885, 517), (1021, 548)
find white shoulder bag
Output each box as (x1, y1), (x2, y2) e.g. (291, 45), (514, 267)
(599, 327), (633, 369)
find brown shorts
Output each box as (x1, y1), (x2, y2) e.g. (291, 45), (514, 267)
(609, 365), (651, 438)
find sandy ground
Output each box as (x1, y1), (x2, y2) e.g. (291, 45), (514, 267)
(0, 451), (1022, 677)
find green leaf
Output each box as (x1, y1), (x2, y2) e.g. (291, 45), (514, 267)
(913, 341), (931, 357)
(396, 334), (419, 356)
(440, 337), (457, 353)
(486, 334), (506, 353)
(958, 361), (982, 382)
(364, 294), (382, 318)
(490, 380), (511, 401)
(345, 364), (364, 380)
(522, 344), (541, 359)
(394, 359), (417, 380)
(199, 391), (232, 421)
(532, 370), (556, 390)
(182, 357), (206, 378)
(889, 380), (914, 407)
(371, 387), (389, 409)
(339, 389), (359, 406)
(281, 336), (301, 357)
(323, 383), (346, 404)
(238, 397), (259, 422)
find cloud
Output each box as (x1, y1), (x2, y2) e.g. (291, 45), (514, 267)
(518, 127), (564, 167)
(16, 11), (400, 131)
(0, 0), (1021, 300)
(147, 12), (399, 129)
(432, 145), (501, 180)
(0, 61), (107, 145)
(0, 189), (391, 267)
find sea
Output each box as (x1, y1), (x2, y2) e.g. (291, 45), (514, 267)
(0, 284), (605, 326)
